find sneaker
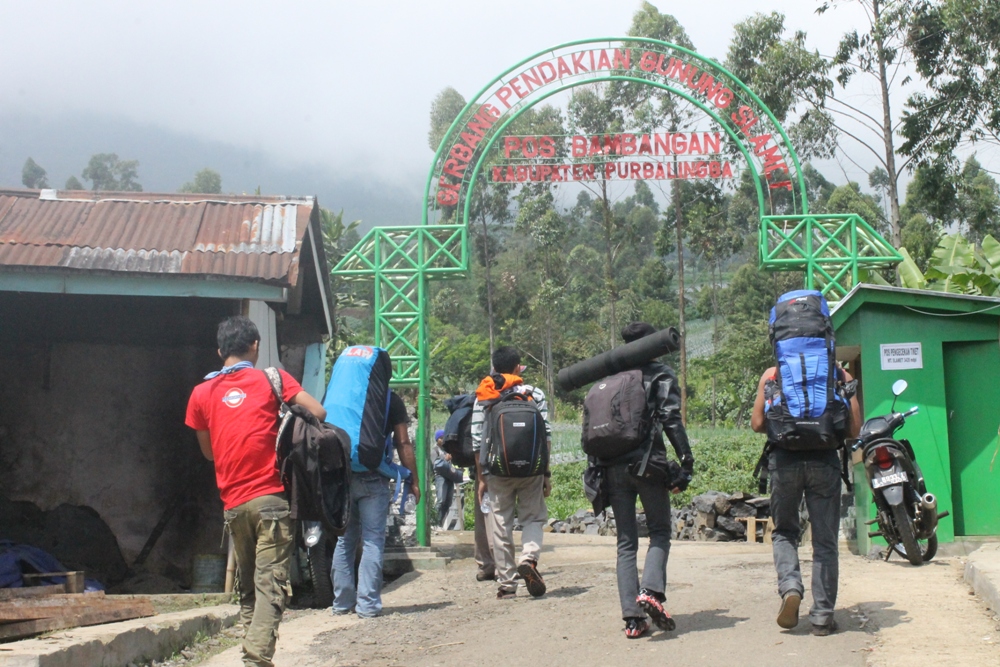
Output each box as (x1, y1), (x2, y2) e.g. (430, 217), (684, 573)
(636, 589), (675, 631)
(476, 570), (496, 582)
(777, 592), (801, 629)
(811, 619), (838, 636)
(624, 617), (649, 639)
(496, 587), (516, 600)
(516, 560), (547, 598)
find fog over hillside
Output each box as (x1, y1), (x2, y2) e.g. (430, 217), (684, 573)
(0, 111), (421, 230)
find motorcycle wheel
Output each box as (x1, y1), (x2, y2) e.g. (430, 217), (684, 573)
(890, 503), (924, 566)
(921, 534), (938, 562)
(308, 539), (334, 608)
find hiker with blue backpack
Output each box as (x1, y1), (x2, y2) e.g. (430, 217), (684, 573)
(472, 346), (551, 599)
(751, 291), (861, 637)
(324, 346), (420, 618)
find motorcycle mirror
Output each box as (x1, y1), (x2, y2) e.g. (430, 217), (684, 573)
(891, 379), (908, 397)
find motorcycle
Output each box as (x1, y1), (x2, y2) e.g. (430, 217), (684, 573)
(850, 379), (949, 566)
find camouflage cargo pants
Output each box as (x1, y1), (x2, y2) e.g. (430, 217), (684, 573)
(225, 493), (293, 667)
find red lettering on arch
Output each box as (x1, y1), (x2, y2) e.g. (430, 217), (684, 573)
(556, 57), (573, 78)
(443, 159), (465, 178)
(613, 49), (631, 70)
(572, 52), (588, 73)
(538, 62), (557, 83)
(597, 50), (612, 71)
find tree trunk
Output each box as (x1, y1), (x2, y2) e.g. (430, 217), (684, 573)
(711, 263), (718, 428)
(673, 177), (687, 425)
(600, 179), (618, 349)
(545, 309), (556, 422)
(874, 0), (902, 249)
(480, 212), (496, 356)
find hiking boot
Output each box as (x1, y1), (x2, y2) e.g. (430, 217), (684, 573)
(777, 592), (801, 629)
(516, 560), (546, 598)
(476, 570), (496, 582)
(811, 619), (838, 636)
(624, 617), (649, 639)
(636, 589), (675, 631)
(496, 587), (516, 600)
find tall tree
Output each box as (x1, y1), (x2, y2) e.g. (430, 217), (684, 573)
(818, 0), (918, 248)
(725, 12), (837, 164)
(81, 153), (142, 191)
(64, 175), (84, 190)
(901, 0), (1000, 167)
(622, 2), (696, 421)
(21, 158), (48, 189)
(180, 168), (222, 194)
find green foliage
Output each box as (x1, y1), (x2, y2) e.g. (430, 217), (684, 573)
(540, 427), (766, 520)
(898, 232), (1000, 296)
(428, 87), (467, 153)
(818, 182), (886, 231)
(21, 157), (48, 189)
(900, 213), (941, 271)
(901, 0), (1000, 166)
(179, 168), (222, 194)
(725, 12), (831, 120)
(81, 153), (142, 191)
(320, 208), (365, 360)
(64, 175), (84, 190)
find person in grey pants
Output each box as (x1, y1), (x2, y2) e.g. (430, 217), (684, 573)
(751, 366), (861, 636)
(595, 323), (694, 639)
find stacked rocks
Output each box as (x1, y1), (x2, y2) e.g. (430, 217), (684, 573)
(672, 491), (771, 542)
(544, 490), (772, 542)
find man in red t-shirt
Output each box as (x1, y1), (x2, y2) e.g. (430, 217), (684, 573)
(186, 316), (325, 667)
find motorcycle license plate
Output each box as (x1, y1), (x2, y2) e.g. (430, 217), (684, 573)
(872, 471), (908, 488)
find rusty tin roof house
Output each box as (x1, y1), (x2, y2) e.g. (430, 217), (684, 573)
(0, 188), (333, 590)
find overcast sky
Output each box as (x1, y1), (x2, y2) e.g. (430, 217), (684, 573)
(0, 1), (929, 197)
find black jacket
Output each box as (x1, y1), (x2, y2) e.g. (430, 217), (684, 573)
(596, 361), (694, 470)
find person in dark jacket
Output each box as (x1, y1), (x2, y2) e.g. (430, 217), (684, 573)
(593, 322), (694, 639)
(433, 430), (465, 527)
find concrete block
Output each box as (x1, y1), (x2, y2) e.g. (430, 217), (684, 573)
(0, 603), (238, 667)
(965, 544), (1000, 613)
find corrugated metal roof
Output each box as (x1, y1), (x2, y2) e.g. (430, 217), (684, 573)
(0, 189), (316, 286)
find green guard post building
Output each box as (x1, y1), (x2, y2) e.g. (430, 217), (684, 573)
(832, 284), (1000, 554)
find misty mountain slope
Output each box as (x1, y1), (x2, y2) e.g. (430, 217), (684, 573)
(0, 110), (421, 228)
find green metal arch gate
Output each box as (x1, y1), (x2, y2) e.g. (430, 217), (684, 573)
(333, 38), (901, 545)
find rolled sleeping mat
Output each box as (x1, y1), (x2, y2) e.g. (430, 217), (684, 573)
(556, 326), (681, 392)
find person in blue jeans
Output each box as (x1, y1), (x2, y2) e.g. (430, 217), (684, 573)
(332, 392), (419, 618)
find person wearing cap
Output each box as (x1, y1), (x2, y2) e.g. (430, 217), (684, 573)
(597, 322), (694, 639)
(433, 429), (465, 527)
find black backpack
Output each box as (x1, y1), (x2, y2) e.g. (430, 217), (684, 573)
(580, 369), (652, 459)
(265, 369), (352, 536)
(481, 390), (548, 477)
(442, 393), (477, 469)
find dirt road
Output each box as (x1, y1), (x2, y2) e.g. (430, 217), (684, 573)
(201, 533), (1000, 667)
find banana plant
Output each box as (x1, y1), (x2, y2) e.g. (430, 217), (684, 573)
(896, 233), (1000, 297)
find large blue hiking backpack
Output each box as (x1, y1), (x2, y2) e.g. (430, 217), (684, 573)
(764, 290), (850, 451)
(322, 346), (412, 503)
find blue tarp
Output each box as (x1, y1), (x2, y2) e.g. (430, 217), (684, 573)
(0, 540), (104, 591)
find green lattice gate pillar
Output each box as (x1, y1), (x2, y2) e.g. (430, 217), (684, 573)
(334, 225), (466, 546)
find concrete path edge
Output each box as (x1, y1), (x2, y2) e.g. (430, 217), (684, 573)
(965, 544), (1000, 614)
(0, 604), (239, 667)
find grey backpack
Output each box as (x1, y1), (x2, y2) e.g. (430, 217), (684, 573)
(581, 369), (652, 459)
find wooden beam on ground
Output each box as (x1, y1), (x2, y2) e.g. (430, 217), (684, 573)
(0, 600), (155, 641)
(0, 585), (67, 600)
